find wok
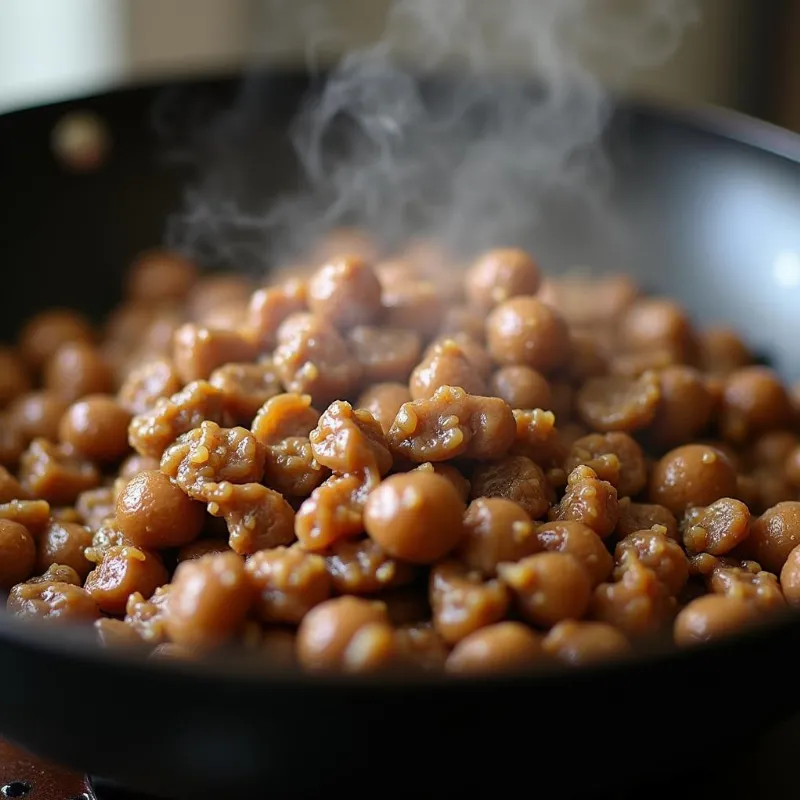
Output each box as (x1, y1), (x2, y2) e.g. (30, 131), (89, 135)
(1, 70), (800, 799)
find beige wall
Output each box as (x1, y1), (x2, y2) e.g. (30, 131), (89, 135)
(0, 0), (759, 112)
(126, 0), (757, 109)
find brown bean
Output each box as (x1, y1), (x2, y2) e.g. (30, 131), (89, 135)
(8, 579), (98, 623)
(430, 560), (510, 644)
(382, 280), (444, 339)
(0, 347), (31, 408)
(459, 497), (539, 577)
(536, 521), (613, 587)
(204, 481), (296, 555)
(177, 538), (231, 562)
(614, 529), (689, 595)
(273, 313), (362, 407)
(0, 520), (36, 590)
(208, 361), (282, 424)
(0, 466), (25, 504)
(324, 538), (415, 595)
(84, 544), (168, 615)
(355, 383), (412, 437)
(126, 249), (197, 303)
(486, 296), (570, 372)
(698, 326), (751, 374)
(164, 551), (253, 649)
(446, 622), (545, 675)
(747, 502), (800, 573)
(720, 367), (792, 443)
(296, 596), (394, 672)
(543, 620), (630, 666)
(117, 357), (182, 416)
(128, 380), (227, 459)
(160, 421), (266, 500)
(246, 279), (307, 351)
(246, 546), (331, 624)
(645, 366), (714, 448)
(9, 391), (69, 443)
(591, 559), (676, 636)
(470, 455), (552, 521)
(116, 470), (206, 549)
(674, 594), (762, 647)
(511, 408), (567, 470)
(172, 323), (257, 385)
(618, 298), (695, 363)
(364, 472), (464, 564)
(389, 386), (516, 463)
(36, 519), (93, 579)
(395, 623), (448, 672)
(295, 472), (370, 552)
(409, 339), (487, 401)
(0, 499), (50, 535)
(95, 617), (146, 649)
(779, 544), (800, 608)
(498, 552), (591, 628)
(18, 309), (94, 370)
(309, 401), (391, 477)
(681, 498), (750, 556)
(616, 498), (679, 542)
(0, 414), (26, 467)
(43, 342), (114, 403)
(576, 372), (661, 433)
(58, 395), (131, 463)
(124, 585), (171, 644)
(187, 274), (253, 322)
(307, 256), (383, 329)
(550, 465), (619, 539)
(489, 366), (552, 411)
(465, 249), (542, 311)
(649, 444), (738, 515)
(538, 275), (638, 328)
(18, 439), (100, 505)
(706, 562), (784, 611)
(348, 326), (421, 385)
(564, 432), (646, 498)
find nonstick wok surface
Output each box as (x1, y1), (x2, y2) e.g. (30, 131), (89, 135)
(1, 70), (800, 799)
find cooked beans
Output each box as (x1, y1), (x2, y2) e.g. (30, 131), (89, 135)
(1, 241), (797, 674)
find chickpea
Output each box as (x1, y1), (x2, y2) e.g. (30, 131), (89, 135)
(296, 596), (393, 672)
(674, 594), (762, 647)
(364, 472), (465, 564)
(446, 622), (545, 675)
(116, 470), (206, 549)
(164, 552), (253, 649)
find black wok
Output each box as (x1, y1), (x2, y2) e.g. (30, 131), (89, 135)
(1, 70), (800, 799)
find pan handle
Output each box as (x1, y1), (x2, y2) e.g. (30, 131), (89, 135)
(0, 738), (95, 800)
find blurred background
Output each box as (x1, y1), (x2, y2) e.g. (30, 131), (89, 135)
(0, 0), (796, 128)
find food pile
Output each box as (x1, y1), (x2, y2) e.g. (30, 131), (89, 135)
(1, 232), (799, 675)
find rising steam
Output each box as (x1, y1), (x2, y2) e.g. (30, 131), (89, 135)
(167, 0), (698, 273)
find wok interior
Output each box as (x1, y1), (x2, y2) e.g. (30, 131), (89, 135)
(1, 72), (800, 678)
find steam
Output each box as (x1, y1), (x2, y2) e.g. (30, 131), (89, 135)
(167, 0), (698, 272)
